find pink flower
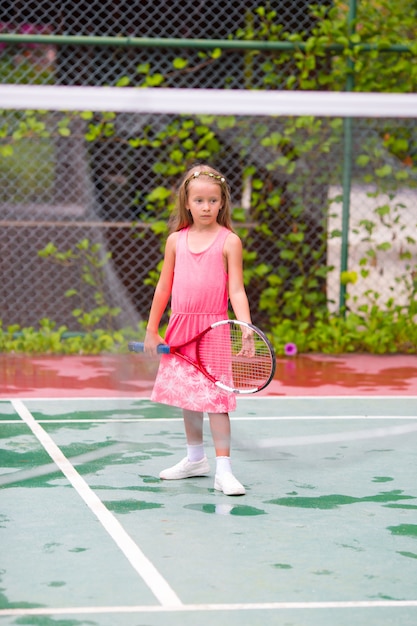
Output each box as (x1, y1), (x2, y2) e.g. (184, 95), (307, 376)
(284, 342), (297, 357)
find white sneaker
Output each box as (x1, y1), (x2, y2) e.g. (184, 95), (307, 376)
(214, 472), (246, 496)
(159, 456), (210, 480)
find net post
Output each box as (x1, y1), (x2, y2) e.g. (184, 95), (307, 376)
(339, 0), (357, 314)
(339, 117), (353, 313)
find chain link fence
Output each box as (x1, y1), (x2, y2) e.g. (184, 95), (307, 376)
(1, 1), (416, 334)
(0, 0), (322, 89)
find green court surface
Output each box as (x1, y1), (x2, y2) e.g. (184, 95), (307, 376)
(1, 396), (417, 626)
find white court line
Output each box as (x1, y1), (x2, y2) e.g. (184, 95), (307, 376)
(1, 599), (417, 617)
(240, 395), (417, 401)
(3, 413), (417, 422)
(232, 415), (417, 421)
(3, 415), (417, 426)
(0, 418), (184, 424)
(10, 399), (183, 608)
(248, 422), (417, 449)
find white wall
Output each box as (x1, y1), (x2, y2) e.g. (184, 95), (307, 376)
(327, 186), (417, 312)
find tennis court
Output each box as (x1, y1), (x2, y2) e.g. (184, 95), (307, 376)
(1, 353), (417, 626)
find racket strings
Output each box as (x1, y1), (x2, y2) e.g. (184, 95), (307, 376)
(198, 322), (275, 392)
(231, 331), (274, 389)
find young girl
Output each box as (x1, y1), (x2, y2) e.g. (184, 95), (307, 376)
(144, 164), (252, 496)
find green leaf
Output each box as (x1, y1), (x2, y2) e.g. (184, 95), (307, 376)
(0, 145), (14, 157)
(211, 48), (222, 59)
(137, 63), (150, 75)
(375, 164), (392, 178)
(232, 208), (247, 222)
(76, 239), (90, 251)
(146, 186), (171, 202)
(170, 149), (183, 163)
(151, 221), (169, 236)
(375, 204), (390, 217)
(341, 271), (358, 285)
(145, 74), (165, 87)
(287, 232), (304, 243)
(217, 116), (236, 130)
(172, 57), (188, 70)
(116, 76), (131, 87)
(376, 242), (391, 252)
(280, 249), (296, 261)
(356, 154), (370, 167)
(395, 171), (409, 181)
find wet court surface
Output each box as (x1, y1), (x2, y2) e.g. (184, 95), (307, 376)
(1, 352), (417, 397)
(0, 355), (417, 625)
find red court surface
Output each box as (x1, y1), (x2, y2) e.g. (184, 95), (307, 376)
(1, 353), (416, 398)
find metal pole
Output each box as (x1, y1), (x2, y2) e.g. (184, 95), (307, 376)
(339, 0), (357, 312)
(0, 33), (411, 54)
(0, 34), (309, 51)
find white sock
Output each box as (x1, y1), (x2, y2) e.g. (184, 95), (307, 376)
(216, 456), (232, 475)
(187, 443), (205, 463)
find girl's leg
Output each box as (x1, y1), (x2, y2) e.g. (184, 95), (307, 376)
(183, 409), (205, 462)
(207, 412), (230, 457)
(159, 409), (209, 480)
(208, 412), (245, 496)
(183, 409), (204, 445)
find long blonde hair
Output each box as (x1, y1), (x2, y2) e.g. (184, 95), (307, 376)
(169, 164), (234, 233)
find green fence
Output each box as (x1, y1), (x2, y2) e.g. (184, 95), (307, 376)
(0, 1), (416, 352)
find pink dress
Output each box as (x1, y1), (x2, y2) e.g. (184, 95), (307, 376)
(151, 226), (237, 413)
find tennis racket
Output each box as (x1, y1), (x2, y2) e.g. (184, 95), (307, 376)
(128, 319), (276, 395)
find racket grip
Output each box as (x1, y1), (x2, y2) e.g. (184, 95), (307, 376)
(128, 341), (170, 354)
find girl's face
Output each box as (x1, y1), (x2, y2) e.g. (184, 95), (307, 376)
(186, 179), (223, 227)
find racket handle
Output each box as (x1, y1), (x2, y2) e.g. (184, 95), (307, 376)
(128, 341), (170, 354)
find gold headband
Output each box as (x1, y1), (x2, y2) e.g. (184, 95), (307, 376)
(184, 170), (226, 188)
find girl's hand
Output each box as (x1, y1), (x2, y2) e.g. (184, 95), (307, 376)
(238, 327), (255, 358)
(144, 329), (166, 356)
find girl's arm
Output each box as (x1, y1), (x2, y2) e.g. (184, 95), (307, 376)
(144, 232), (177, 353)
(225, 233), (252, 324)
